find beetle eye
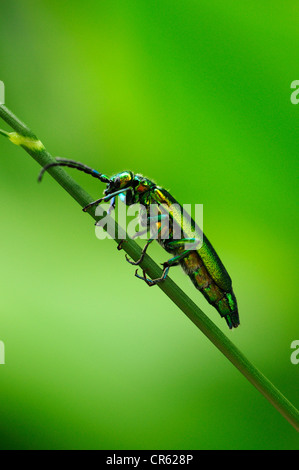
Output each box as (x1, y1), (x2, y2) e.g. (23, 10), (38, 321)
(109, 176), (120, 189)
(114, 177), (121, 187)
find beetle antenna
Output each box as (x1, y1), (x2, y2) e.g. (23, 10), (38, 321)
(38, 157), (110, 183)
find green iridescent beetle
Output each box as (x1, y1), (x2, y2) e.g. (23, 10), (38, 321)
(39, 158), (240, 329)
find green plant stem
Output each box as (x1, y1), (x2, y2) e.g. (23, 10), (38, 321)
(1, 104), (298, 432)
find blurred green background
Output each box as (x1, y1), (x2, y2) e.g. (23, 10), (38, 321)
(0, 0), (298, 450)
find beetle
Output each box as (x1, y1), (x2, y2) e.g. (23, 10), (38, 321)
(39, 158), (240, 329)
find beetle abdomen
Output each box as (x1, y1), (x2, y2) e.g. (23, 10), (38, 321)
(181, 251), (239, 329)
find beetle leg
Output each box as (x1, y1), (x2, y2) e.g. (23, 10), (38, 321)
(94, 197), (116, 226)
(160, 240), (201, 270)
(131, 228), (149, 240)
(134, 266), (170, 286)
(126, 214), (168, 266)
(83, 187), (132, 212)
(107, 196), (116, 215)
(125, 239), (154, 266)
(166, 237), (202, 250)
(134, 239), (200, 286)
(117, 240), (127, 251)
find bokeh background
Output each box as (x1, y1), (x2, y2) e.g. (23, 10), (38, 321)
(0, 0), (298, 450)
